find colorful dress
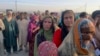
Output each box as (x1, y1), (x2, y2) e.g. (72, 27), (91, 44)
(27, 19), (39, 56)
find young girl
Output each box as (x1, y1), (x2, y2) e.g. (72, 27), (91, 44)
(34, 16), (55, 56)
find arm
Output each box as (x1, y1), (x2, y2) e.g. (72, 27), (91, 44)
(32, 26), (40, 33)
(53, 29), (62, 48)
(15, 20), (19, 37)
(0, 19), (5, 30)
(28, 23), (33, 33)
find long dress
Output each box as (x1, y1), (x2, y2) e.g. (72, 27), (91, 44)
(0, 19), (5, 56)
(17, 19), (29, 49)
(2, 18), (19, 53)
(58, 19), (95, 56)
(27, 20), (39, 56)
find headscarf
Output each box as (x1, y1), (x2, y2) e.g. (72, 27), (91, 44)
(34, 16), (55, 56)
(38, 41), (58, 56)
(58, 19), (95, 56)
(60, 10), (75, 41)
(92, 10), (100, 19)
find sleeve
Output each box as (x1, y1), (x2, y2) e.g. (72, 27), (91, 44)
(15, 20), (19, 37)
(36, 32), (46, 47)
(53, 29), (62, 48)
(34, 34), (38, 56)
(0, 19), (5, 30)
(27, 22), (32, 42)
(28, 23), (33, 33)
(37, 34), (41, 47)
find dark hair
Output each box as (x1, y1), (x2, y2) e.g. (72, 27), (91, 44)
(79, 12), (88, 18)
(40, 16), (55, 33)
(19, 12), (24, 20)
(24, 12), (27, 14)
(6, 9), (12, 13)
(92, 10), (100, 20)
(61, 10), (75, 27)
(60, 10), (75, 41)
(45, 10), (49, 13)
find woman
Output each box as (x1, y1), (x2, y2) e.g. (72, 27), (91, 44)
(34, 16), (55, 56)
(0, 13), (5, 56)
(53, 10), (75, 47)
(92, 10), (100, 56)
(27, 14), (40, 56)
(58, 19), (95, 56)
(17, 12), (29, 51)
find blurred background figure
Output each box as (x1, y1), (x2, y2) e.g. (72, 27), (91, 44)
(16, 12), (20, 20)
(0, 12), (4, 20)
(79, 12), (89, 19)
(2, 9), (19, 56)
(17, 12), (29, 52)
(0, 11), (5, 56)
(12, 12), (16, 19)
(27, 12), (40, 56)
(24, 12), (30, 21)
(44, 10), (50, 16)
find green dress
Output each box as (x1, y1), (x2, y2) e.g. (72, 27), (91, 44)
(2, 18), (19, 48)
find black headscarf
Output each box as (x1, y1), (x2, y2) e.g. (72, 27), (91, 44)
(60, 10), (75, 41)
(92, 10), (100, 19)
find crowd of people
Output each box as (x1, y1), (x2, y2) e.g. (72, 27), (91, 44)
(0, 9), (100, 56)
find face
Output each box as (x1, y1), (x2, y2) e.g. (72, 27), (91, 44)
(80, 22), (95, 41)
(21, 14), (25, 19)
(24, 13), (28, 17)
(0, 14), (3, 19)
(63, 12), (74, 27)
(94, 14), (100, 27)
(85, 15), (89, 19)
(43, 18), (52, 31)
(45, 11), (49, 15)
(7, 11), (13, 17)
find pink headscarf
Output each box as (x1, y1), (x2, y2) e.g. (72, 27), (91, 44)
(38, 41), (58, 56)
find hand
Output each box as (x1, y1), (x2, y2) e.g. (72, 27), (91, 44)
(32, 30), (35, 33)
(32, 27), (40, 33)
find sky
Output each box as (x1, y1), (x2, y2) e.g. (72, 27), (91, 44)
(0, 0), (100, 14)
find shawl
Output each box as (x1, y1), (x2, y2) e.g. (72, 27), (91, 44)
(58, 19), (95, 56)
